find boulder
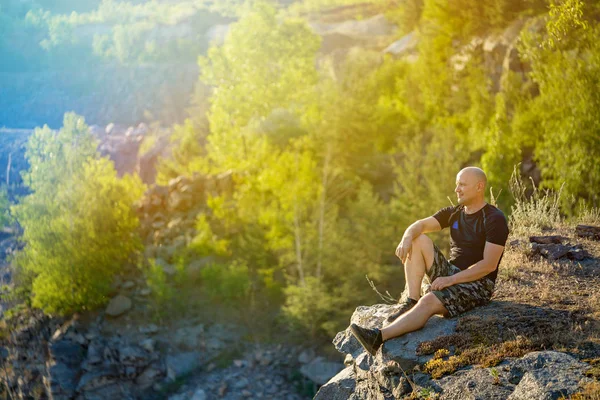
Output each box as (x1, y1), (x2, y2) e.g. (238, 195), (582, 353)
(300, 356), (344, 385)
(166, 352), (201, 381)
(333, 303), (457, 369)
(314, 366), (356, 400)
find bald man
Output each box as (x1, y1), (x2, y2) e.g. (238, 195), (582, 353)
(350, 167), (509, 356)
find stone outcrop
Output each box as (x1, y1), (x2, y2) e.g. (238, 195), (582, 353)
(317, 303), (596, 399)
(0, 306), (315, 400)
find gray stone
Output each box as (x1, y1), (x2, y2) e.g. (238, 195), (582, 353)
(46, 362), (79, 397)
(119, 345), (151, 367)
(139, 324), (159, 334)
(135, 366), (163, 390)
(434, 366), (514, 399)
(49, 340), (85, 366)
(85, 341), (104, 366)
(81, 382), (135, 400)
(383, 31), (418, 57)
(300, 357), (344, 385)
(139, 338), (155, 353)
(121, 280), (135, 289)
(507, 351), (593, 400)
(76, 366), (119, 391)
(191, 389), (207, 400)
(166, 352), (201, 381)
(314, 366), (356, 400)
(233, 377), (249, 389)
(298, 349), (315, 364)
(174, 324), (204, 350)
(105, 295), (132, 317)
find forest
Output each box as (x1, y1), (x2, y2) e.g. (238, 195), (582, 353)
(1, 0), (599, 344)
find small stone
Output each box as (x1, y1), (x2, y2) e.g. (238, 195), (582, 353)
(218, 382), (227, 397)
(139, 324), (159, 334)
(298, 349), (315, 364)
(233, 377), (249, 389)
(139, 288), (151, 296)
(242, 390), (252, 397)
(105, 295), (132, 317)
(166, 352), (201, 381)
(191, 388), (207, 400)
(233, 359), (245, 367)
(140, 338), (155, 353)
(122, 281), (135, 289)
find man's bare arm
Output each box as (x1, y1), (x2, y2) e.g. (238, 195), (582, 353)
(404, 217), (443, 238)
(396, 217), (442, 264)
(430, 242), (504, 290)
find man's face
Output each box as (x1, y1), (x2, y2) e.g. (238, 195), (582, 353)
(455, 171), (479, 205)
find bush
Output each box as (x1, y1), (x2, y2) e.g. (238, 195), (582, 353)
(9, 113), (145, 315)
(282, 276), (339, 338)
(200, 261), (251, 307)
(144, 257), (177, 322)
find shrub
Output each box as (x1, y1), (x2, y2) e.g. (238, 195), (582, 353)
(200, 261), (251, 307)
(9, 113), (145, 315)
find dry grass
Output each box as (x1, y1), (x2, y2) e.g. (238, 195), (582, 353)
(570, 381), (600, 400)
(508, 166), (564, 238)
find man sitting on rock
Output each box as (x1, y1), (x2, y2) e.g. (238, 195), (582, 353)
(350, 167), (509, 356)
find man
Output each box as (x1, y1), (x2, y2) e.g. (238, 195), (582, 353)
(350, 167), (509, 356)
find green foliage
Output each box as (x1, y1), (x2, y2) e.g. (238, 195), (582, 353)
(198, 1), (320, 171)
(516, 0), (600, 212)
(0, 185), (11, 227)
(200, 261), (251, 306)
(9, 113), (145, 315)
(282, 276), (338, 337)
(144, 257), (177, 322)
(156, 119), (209, 186)
(390, 130), (466, 245)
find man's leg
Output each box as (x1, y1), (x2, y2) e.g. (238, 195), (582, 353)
(405, 234), (436, 300)
(381, 292), (447, 341)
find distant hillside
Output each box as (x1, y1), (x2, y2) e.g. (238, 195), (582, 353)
(0, 63), (198, 129)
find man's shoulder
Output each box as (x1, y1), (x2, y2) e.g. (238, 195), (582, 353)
(483, 204), (509, 230)
(483, 204), (507, 220)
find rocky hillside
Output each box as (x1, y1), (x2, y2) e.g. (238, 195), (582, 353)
(316, 226), (600, 399)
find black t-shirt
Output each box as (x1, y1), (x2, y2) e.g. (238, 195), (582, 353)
(432, 203), (509, 283)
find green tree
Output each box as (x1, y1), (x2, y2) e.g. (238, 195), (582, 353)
(198, 1), (321, 172)
(517, 0), (600, 210)
(10, 113), (145, 315)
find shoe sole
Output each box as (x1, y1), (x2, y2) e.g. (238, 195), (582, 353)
(350, 324), (378, 356)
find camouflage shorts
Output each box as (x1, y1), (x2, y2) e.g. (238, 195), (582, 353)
(424, 244), (495, 318)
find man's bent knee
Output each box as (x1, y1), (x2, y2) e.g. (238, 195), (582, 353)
(417, 293), (447, 316)
(412, 234), (435, 272)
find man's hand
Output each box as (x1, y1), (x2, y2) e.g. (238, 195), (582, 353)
(430, 276), (455, 291)
(395, 237), (413, 265)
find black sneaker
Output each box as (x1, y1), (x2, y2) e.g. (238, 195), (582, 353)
(386, 297), (418, 323)
(350, 323), (383, 356)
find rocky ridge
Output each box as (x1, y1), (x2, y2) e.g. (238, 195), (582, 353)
(316, 230), (600, 399)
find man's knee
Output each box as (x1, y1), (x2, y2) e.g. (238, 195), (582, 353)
(412, 234), (435, 270)
(417, 292), (447, 315)
(412, 233), (432, 249)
